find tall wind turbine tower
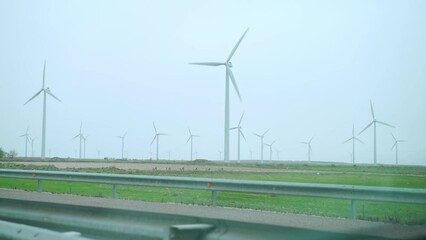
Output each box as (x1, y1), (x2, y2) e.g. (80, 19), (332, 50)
(19, 127), (30, 157)
(24, 61), (62, 160)
(230, 112), (246, 163)
(301, 137), (314, 162)
(342, 125), (363, 164)
(186, 128), (199, 161)
(359, 100), (394, 164)
(72, 123), (84, 159)
(190, 28), (249, 162)
(391, 133), (405, 165)
(151, 123), (167, 161)
(117, 132), (127, 159)
(264, 140), (276, 161)
(253, 129), (270, 164)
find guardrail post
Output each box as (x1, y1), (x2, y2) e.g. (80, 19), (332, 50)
(113, 184), (118, 199)
(212, 191), (217, 207)
(351, 199), (356, 219)
(37, 179), (42, 192)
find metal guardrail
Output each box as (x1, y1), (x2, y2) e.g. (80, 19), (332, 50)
(0, 198), (397, 240)
(0, 168), (425, 219)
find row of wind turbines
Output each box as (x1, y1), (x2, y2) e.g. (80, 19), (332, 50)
(21, 28), (405, 164)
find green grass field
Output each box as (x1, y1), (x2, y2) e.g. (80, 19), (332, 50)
(0, 161), (425, 224)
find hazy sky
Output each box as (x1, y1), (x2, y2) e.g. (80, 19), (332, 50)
(1, 0), (425, 165)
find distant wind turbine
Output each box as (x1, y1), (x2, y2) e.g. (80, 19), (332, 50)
(301, 137), (314, 162)
(151, 123), (167, 160)
(24, 61), (62, 159)
(72, 123), (84, 159)
(190, 28), (249, 162)
(253, 129), (270, 164)
(391, 133), (406, 165)
(117, 132), (127, 159)
(343, 124), (363, 164)
(19, 127), (30, 157)
(264, 140), (276, 161)
(230, 112), (246, 163)
(186, 128), (199, 161)
(359, 100), (395, 164)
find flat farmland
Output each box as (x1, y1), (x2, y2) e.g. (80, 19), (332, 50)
(1, 160), (425, 224)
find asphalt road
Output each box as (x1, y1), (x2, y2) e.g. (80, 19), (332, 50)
(0, 188), (424, 239)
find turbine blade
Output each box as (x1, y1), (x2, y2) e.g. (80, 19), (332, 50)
(253, 133), (261, 138)
(150, 135), (157, 146)
(342, 137), (352, 144)
(19, 134), (26, 137)
(230, 127), (238, 130)
(227, 67), (242, 101)
(376, 121), (395, 128)
(240, 130), (246, 141)
(370, 100), (375, 119)
(262, 129), (270, 136)
(188, 128), (192, 136)
(391, 133), (396, 141)
(45, 89), (62, 102)
(271, 140), (276, 145)
(186, 136), (191, 144)
(359, 121), (374, 135)
(352, 124), (355, 136)
(153, 122), (157, 133)
(391, 142), (397, 150)
(123, 132), (127, 137)
(189, 62), (223, 66)
(42, 61), (46, 88)
(72, 134), (80, 139)
(309, 136), (314, 143)
(24, 89), (43, 105)
(227, 27), (249, 62)
(238, 112), (245, 126)
(355, 138), (364, 144)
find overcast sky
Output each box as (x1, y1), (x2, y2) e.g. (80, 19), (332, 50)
(1, 0), (425, 165)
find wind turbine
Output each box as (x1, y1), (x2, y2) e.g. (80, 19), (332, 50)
(19, 127), (30, 157)
(264, 140), (276, 161)
(230, 112), (246, 163)
(342, 124), (363, 164)
(186, 128), (199, 161)
(253, 129), (270, 164)
(30, 137), (36, 157)
(301, 137), (314, 162)
(72, 123), (84, 159)
(151, 123), (167, 161)
(359, 100), (395, 164)
(190, 28), (249, 162)
(391, 133), (406, 165)
(24, 61), (62, 160)
(117, 132), (127, 159)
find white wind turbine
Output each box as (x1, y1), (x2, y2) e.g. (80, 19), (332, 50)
(30, 137), (36, 157)
(190, 28), (249, 162)
(264, 140), (276, 161)
(391, 133), (406, 165)
(186, 128), (199, 161)
(301, 137), (314, 162)
(230, 112), (246, 163)
(359, 100), (395, 164)
(253, 129), (270, 164)
(19, 127), (30, 157)
(151, 123), (167, 161)
(24, 61), (62, 160)
(72, 123), (84, 159)
(117, 132), (127, 159)
(342, 124), (363, 164)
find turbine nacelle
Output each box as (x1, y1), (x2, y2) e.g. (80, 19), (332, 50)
(227, 62), (233, 68)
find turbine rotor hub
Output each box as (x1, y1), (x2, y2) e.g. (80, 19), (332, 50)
(227, 62), (233, 68)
